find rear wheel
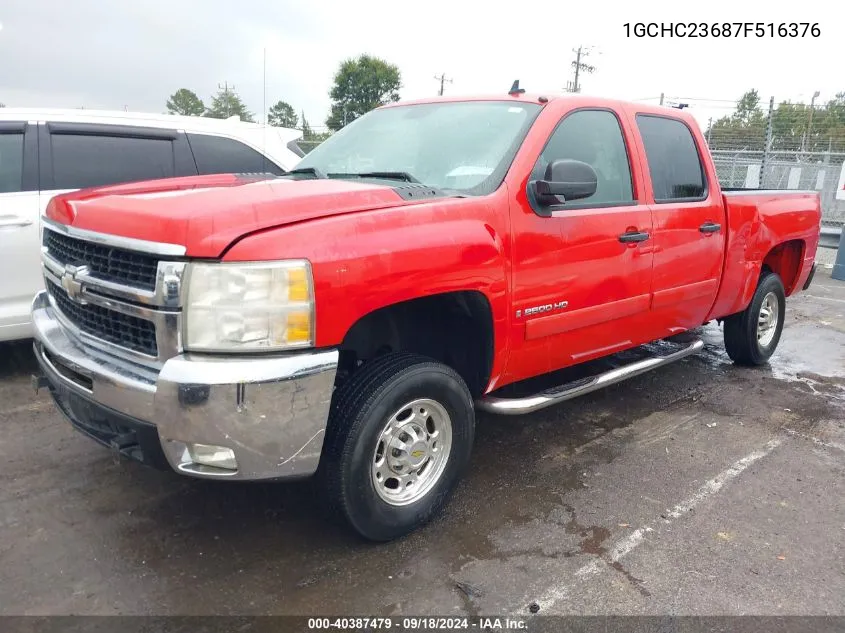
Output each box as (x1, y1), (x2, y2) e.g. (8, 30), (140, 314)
(317, 352), (475, 541)
(723, 271), (786, 366)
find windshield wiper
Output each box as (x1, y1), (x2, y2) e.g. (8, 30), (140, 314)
(328, 171), (421, 184)
(287, 166), (328, 179)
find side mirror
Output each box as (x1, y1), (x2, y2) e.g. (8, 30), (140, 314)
(532, 159), (597, 206)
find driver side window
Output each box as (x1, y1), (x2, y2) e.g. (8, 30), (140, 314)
(532, 109), (634, 206)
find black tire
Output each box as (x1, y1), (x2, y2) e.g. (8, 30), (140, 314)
(317, 352), (475, 541)
(723, 271), (786, 366)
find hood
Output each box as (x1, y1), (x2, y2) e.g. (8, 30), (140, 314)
(45, 174), (424, 257)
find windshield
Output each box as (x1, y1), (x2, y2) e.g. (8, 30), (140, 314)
(295, 101), (542, 195)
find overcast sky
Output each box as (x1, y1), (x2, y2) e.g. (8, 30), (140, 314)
(0, 0), (840, 130)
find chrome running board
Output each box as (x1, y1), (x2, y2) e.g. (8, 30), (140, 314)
(476, 338), (705, 416)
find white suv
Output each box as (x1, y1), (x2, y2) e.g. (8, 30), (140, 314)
(0, 108), (304, 342)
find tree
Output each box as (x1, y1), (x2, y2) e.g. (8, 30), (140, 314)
(733, 89), (764, 126)
(706, 89), (767, 151)
(326, 54), (401, 131)
(0, 103), (5, 108)
(205, 87), (255, 122)
(165, 88), (205, 116)
(704, 89), (845, 153)
(812, 92), (845, 151)
(268, 100), (297, 128)
(300, 111), (313, 139)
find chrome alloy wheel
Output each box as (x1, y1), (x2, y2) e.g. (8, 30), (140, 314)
(757, 291), (780, 347)
(372, 398), (453, 506)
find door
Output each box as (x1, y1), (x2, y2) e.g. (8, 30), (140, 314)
(506, 108), (654, 381)
(634, 114), (726, 333)
(0, 123), (40, 340)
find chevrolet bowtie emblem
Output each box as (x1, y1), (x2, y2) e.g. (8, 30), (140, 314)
(61, 264), (89, 304)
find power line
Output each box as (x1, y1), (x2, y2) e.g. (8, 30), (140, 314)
(671, 97), (744, 103)
(565, 46), (597, 94)
(434, 72), (453, 96)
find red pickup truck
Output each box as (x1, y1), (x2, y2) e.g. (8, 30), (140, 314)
(32, 90), (821, 541)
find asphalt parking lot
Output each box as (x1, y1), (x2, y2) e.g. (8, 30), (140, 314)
(1, 267), (843, 617)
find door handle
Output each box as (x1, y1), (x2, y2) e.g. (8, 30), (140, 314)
(699, 221), (721, 234)
(618, 231), (650, 243)
(0, 216), (34, 228)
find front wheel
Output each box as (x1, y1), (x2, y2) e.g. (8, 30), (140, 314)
(317, 352), (475, 541)
(723, 271), (786, 366)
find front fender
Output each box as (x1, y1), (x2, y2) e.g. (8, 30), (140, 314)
(222, 195), (511, 384)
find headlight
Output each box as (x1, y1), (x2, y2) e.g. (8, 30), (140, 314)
(184, 260), (314, 352)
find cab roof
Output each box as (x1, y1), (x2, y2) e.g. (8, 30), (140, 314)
(379, 92), (702, 128)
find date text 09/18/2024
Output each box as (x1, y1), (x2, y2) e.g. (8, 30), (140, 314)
(307, 617), (527, 630)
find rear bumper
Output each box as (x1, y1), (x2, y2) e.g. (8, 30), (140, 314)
(32, 290), (339, 480)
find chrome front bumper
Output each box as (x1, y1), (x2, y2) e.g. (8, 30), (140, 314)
(31, 291), (339, 480)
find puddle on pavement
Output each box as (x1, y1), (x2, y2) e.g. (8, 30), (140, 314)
(696, 322), (845, 399)
(769, 324), (845, 382)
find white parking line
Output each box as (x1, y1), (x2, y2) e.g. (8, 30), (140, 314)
(523, 438), (782, 614)
(662, 438), (782, 519)
(784, 428), (845, 454)
(574, 526), (653, 579)
(803, 294), (845, 304)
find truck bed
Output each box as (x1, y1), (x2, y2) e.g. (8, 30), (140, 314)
(706, 189), (821, 322)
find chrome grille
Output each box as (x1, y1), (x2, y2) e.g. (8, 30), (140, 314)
(47, 280), (158, 356)
(44, 230), (160, 291)
(40, 220), (187, 363)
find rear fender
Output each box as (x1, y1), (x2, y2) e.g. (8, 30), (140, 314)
(707, 192), (820, 320)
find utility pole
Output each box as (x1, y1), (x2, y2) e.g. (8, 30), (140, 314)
(262, 48), (267, 125)
(802, 90), (820, 154)
(707, 117), (713, 146)
(760, 96), (775, 189)
(218, 81), (234, 117)
(434, 73), (453, 96)
(566, 46), (596, 93)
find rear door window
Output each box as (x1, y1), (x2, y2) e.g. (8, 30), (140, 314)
(636, 115), (706, 202)
(50, 133), (176, 190)
(0, 132), (24, 193)
(187, 133), (284, 176)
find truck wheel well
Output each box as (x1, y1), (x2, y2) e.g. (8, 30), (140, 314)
(762, 240), (804, 295)
(336, 291), (494, 397)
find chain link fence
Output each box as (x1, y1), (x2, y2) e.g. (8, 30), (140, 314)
(296, 139), (325, 154)
(291, 125), (332, 155)
(710, 147), (845, 229)
(698, 95), (845, 233)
